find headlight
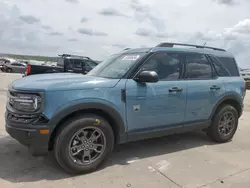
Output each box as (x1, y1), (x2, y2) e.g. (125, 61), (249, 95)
(8, 92), (42, 112)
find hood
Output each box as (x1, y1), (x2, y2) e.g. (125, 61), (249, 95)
(10, 73), (120, 91)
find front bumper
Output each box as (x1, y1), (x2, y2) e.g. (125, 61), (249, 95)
(5, 112), (51, 156)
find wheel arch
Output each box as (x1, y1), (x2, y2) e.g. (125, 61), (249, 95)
(48, 102), (126, 150)
(210, 94), (243, 120)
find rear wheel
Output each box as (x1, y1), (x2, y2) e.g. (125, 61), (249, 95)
(54, 114), (114, 174)
(207, 105), (239, 143)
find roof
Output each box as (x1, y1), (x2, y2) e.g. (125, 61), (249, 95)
(120, 43), (234, 58)
(151, 47), (234, 58)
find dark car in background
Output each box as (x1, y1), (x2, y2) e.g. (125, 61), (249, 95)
(24, 54), (98, 76)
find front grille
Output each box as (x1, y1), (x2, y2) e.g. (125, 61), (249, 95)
(7, 111), (39, 124)
(8, 89), (42, 113)
(6, 89), (48, 125)
(7, 111), (49, 125)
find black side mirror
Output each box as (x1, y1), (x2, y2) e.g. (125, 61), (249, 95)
(135, 71), (159, 83)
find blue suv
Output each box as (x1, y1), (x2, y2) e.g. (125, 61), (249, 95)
(5, 42), (246, 174)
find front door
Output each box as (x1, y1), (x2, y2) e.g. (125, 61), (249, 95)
(125, 52), (187, 134)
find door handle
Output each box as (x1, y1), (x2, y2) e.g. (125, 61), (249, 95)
(169, 87), (183, 92)
(210, 85), (220, 90)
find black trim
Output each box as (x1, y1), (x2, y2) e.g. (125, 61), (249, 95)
(121, 89), (126, 103)
(5, 123), (50, 156)
(49, 102), (126, 143)
(128, 120), (211, 142)
(209, 95), (243, 119)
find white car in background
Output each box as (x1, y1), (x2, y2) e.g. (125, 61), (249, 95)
(239, 67), (250, 89)
(239, 68), (250, 80)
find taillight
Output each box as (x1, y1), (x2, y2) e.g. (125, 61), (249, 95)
(25, 64), (31, 75)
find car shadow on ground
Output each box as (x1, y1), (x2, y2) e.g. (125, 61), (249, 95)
(0, 131), (217, 183)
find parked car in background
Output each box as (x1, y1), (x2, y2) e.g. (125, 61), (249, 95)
(0, 58), (11, 71)
(5, 42), (245, 174)
(2, 61), (27, 73)
(24, 54), (98, 76)
(239, 67), (250, 89)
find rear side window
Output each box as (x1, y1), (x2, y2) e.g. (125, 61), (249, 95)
(73, 59), (83, 70)
(185, 54), (213, 79)
(212, 56), (239, 77)
(208, 55), (230, 77)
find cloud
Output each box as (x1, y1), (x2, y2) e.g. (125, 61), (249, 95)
(156, 33), (168, 38)
(224, 19), (250, 36)
(93, 31), (108, 36)
(1, 0), (250, 67)
(129, 0), (166, 33)
(48, 32), (63, 36)
(130, 0), (150, 13)
(99, 8), (127, 17)
(68, 38), (78, 42)
(135, 28), (153, 37)
(111, 44), (127, 49)
(42, 25), (52, 30)
(213, 0), (237, 5)
(19, 15), (40, 24)
(78, 28), (108, 36)
(80, 17), (88, 23)
(77, 28), (92, 35)
(65, 0), (78, 3)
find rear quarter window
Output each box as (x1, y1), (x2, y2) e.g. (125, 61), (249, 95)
(210, 55), (240, 77)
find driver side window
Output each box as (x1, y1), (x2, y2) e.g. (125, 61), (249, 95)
(140, 52), (182, 81)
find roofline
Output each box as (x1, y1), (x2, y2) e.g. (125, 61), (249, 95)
(155, 42), (226, 52)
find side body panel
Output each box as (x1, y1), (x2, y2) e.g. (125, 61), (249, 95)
(125, 79), (187, 132)
(184, 78), (226, 123)
(43, 79), (128, 143)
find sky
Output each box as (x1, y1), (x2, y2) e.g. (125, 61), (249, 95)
(0, 0), (250, 67)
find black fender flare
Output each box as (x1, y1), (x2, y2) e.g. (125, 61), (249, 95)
(49, 102), (126, 143)
(209, 94), (243, 119)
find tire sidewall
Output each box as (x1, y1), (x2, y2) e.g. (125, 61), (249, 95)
(212, 105), (238, 142)
(55, 115), (114, 174)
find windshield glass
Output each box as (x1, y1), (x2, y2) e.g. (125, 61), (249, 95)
(86, 60), (98, 68)
(87, 52), (146, 78)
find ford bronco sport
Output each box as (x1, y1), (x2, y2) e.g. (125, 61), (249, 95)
(5, 42), (246, 174)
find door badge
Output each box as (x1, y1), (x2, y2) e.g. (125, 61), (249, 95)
(133, 105), (140, 112)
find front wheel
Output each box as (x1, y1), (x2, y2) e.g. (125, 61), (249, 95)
(54, 114), (114, 174)
(206, 105), (239, 143)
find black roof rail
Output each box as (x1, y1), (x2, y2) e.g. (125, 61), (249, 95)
(155, 42), (226, 52)
(58, 54), (91, 59)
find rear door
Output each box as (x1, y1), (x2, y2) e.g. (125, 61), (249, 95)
(183, 53), (225, 123)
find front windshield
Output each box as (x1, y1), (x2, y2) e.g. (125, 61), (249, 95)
(87, 52), (146, 78)
(87, 60), (98, 68)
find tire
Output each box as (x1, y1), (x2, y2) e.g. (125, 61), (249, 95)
(54, 114), (114, 174)
(206, 104), (239, 143)
(6, 68), (12, 73)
